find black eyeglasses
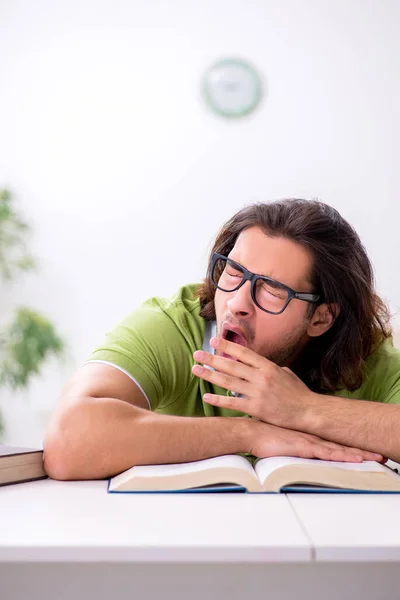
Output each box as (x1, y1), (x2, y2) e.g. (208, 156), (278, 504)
(210, 253), (320, 315)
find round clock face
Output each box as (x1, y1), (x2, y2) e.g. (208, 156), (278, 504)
(202, 58), (263, 118)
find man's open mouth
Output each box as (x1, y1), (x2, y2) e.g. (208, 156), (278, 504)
(223, 329), (247, 346)
(221, 326), (248, 359)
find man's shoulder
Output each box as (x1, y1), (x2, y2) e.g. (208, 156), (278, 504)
(334, 337), (400, 402)
(119, 283), (206, 346)
(142, 283), (202, 316)
(365, 337), (400, 369)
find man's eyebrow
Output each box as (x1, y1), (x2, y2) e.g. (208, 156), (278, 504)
(228, 256), (274, 279)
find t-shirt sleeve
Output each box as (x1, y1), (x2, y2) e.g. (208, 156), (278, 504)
(86, 303), (195, 411)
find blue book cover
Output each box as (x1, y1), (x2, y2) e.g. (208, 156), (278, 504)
(107, 480), (400, 494)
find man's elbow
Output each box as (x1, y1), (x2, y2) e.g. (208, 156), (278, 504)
(43, 402), (88, 480)
(43, 437), (73, 480)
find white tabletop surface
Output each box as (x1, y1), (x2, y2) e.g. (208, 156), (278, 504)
(288, 493), (400, 561)
(4, 477), (400, 565)
(0, 478), (311, 563)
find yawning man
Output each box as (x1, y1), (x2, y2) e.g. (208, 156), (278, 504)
(44, 199), (400, 479)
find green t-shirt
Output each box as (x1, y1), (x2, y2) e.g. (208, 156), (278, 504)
(87, 283), (400, 414)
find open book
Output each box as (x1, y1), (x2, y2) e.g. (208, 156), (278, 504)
(108, 454), (400, 494)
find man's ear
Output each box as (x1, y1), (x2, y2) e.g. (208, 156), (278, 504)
(307, 303), (340, 338)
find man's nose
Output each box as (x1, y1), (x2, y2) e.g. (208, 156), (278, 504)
(226, 280), (254, 316)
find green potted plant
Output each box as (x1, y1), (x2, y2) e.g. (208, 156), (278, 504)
(0, 189), (66, 436)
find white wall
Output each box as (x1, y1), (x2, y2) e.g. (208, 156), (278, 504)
(1, 0), (399, 446)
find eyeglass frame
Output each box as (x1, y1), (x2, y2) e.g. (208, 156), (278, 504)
(210, 252), (321, 315)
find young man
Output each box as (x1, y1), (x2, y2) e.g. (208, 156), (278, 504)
(44, 199), (399, 480)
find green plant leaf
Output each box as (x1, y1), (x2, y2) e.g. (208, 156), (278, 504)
(0, 189), (36, 281)
(0, 307), (66, 390)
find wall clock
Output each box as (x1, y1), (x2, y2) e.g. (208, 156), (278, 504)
(202, 57), (263, 118)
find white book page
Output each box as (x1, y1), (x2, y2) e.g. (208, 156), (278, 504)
(120, 454), (255, 481)
(254, 457), (388, 487)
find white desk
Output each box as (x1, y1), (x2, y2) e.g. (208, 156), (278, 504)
(289, 493), (400, 561)
(1, 479), (400, 600)
(0, 479), (309, 563)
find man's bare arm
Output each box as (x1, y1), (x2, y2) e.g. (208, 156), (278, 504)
(297, 393), (400, 462)
(44, 363), (248, 479)
(43, 363), (383, 480)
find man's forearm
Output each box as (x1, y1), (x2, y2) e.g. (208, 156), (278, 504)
(298, 394), (400, 462)
(44, 396), (251, 480)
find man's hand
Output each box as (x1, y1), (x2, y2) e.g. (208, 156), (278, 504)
(192, 336), (314, 430)
(247, 420), (384, 462)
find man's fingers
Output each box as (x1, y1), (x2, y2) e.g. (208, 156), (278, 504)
(210, 337), (268, 368)
(193, 350), (252, 381)
(321, 441), (383, 462)
(303, 434), (384, 463)
(347, 448), (384, 462)
(192, 365), (250, 397)
(202, 392), (245, 412)
(312, 444), (363, 462)
(311, 443), (383, 463)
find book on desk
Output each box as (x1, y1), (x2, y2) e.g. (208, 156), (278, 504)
(107, 454), (400, 494)
(0, 445), (47, 486)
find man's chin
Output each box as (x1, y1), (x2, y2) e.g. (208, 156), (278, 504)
(266, 345), (301, 368)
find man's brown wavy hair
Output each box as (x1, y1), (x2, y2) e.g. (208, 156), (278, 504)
(196, 199), (392, 394)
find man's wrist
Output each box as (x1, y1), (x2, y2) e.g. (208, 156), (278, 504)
(259, 391), (320, 432)
(230, 416), (256, 454)
(294, 391), (324, 433)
